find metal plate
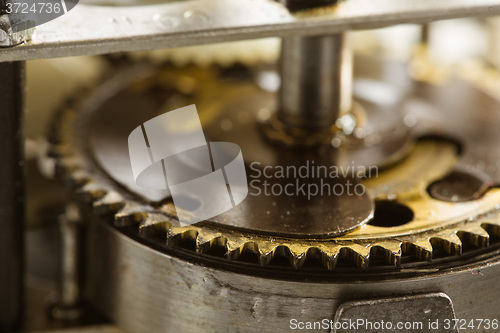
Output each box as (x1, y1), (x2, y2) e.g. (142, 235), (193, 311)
(333, 293), (458, 333)
(84, 64), (374, 237)
(1, 0), (500, 61)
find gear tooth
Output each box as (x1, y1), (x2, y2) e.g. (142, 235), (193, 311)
(370, 241), (402, 266)
(114, 203), (155, 227)
(241, 241), (260, 260)
(60, 154), (82, 166)
(257, 242), (279, 266)
(403, 239), (433, 261)
(167, 226), (200, 247)
(272, 245), (297, 268)
(66, 170), (92, 188)
(305, 246), (339, 270)
(457, 224), (490, 248)
(482, 222), (500, 238)
(317, 246), (340, 270)
(287, 244), (308, 269)
(139, 213), (174, 238)
(38, 154), (59, 180)
(225, 236), (251, 261)
(53, 156), (82, 177)
(117, 211), (148, 227)
(47, 144), (73, 157)
(430, 233), (462, 255)
(479, 212), (500, 237)
(75, 182), (107, 203)
(340, 245), (370, 269)
(92, 191), (125, 215)
(196, 230), (226, 254)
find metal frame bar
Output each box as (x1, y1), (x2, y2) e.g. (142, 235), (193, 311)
(1, 0), (500, 62)
(0, 61), (25, 332)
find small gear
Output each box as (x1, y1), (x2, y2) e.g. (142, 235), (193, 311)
(128, 38), (280, 67)
(45, 59), (500, 271)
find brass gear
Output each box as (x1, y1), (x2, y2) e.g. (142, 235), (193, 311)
(45, 60), (500, 271)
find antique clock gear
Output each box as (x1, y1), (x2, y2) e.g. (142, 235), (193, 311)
(2, 1), (500, 333)
(48, 60), (500, 270)
(44, 52), (500, 331)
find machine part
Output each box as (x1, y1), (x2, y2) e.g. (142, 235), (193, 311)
(59, 63), (374, 238)
(333, 293), (458, 333)
(32, 7), (500, 333)
(4, 1), (499, 333)
(0, 0), (34, 48)
(279, 34), (349, 129)
(427, 169), (491, 203)
(0, 7), (12, 47)
(51, 204), (85, 321)
(1, 0), (500, 61)
(0, 61), (24, 332)
(46, 57), (500, 270)
(263, 32), (354, 148)
(83, 215), (500, 333)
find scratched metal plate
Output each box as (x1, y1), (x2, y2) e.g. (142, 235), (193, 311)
(1, 0), (500, 60)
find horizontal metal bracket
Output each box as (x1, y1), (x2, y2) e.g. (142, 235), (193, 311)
(1, 0), (500, 62)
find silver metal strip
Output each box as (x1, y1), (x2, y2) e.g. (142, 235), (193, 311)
(1, 0), (500, 61)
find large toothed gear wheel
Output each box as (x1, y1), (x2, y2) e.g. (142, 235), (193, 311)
(41, 53), (500, 333)
(45, 55), (500, 272)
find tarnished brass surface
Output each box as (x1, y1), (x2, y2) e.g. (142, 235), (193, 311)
(161, 142), (500, 268)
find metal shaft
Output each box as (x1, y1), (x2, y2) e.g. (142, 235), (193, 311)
(0, 61), (25, 332)
(51, 204), (84, 320)
(60, 215), (82, 307)
(278, 34), (351, 129)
